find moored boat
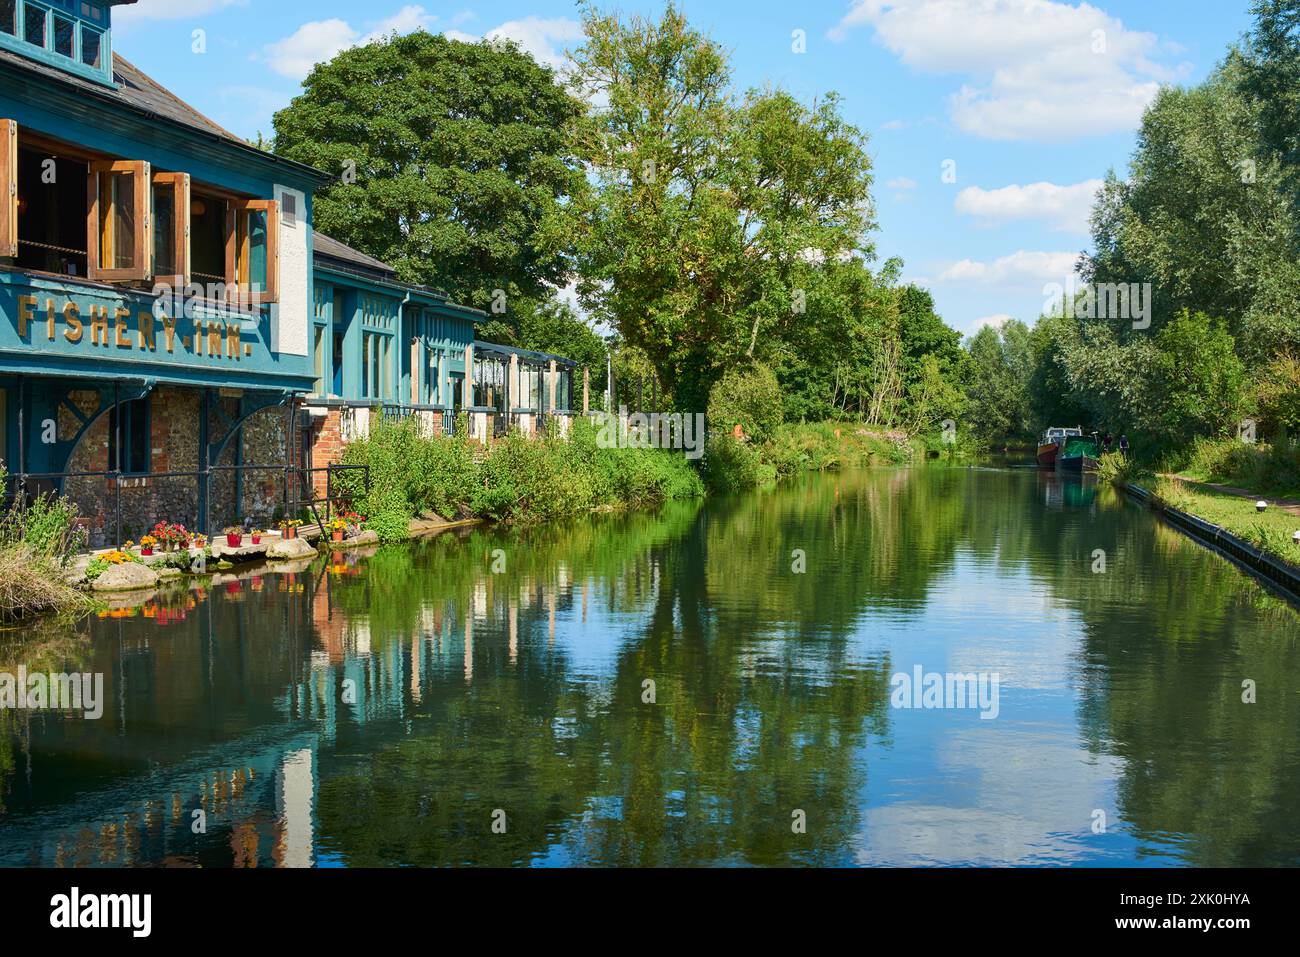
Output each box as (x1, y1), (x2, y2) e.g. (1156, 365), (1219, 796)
(1058, 435), (1101, 473)
(1037, 427), (1083, 468)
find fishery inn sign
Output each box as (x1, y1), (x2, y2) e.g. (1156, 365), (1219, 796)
(0, 272), (295, 388)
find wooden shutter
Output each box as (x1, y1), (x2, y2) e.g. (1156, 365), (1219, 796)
(226, 198), (279, 305)
(151, 172), (190, 290)
(87, 159), (152, 282)
(0, 120), (16, 259)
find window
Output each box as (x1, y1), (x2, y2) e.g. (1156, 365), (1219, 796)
(227, 199), (278, 305)
(0, 120), (15, 259)
(332, 330), (344, 395)
(190, 191), (227, 286)
(53, 14), (72, 56)
(381, 337), (390, 399)
(1, 2), (16, 36)
(23, 3), (45, 48)
(87, 159), (151, 282)
(80, 24), (100, 68)
(16, 144), (88, 275)
(313, 325), (325, 395)
(151, 172), (189, 289)
(361, 332), (370, 398)
(108, 398), (150, 475)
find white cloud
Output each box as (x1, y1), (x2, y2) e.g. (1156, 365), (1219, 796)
(482, 17), (585, 71)
(974, 314), (1014, 330)
(114, 0), (248, 23)
(886, 177), (918, 190)
(367, 5), (439, 40)
(260, 7), (438, 81)
(939, 250), (1083, 284)
(261, 20), (359, 80)
(955, 179), (1103, 234)
(829, 0), (1185, 141)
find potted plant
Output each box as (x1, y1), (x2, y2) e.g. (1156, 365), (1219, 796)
(223, 526), (244, 548)
(250, 528), (264, 546)
(327, 517), (348, 543)
(140, 535), (157, 557)
(280, 519), (302, 540)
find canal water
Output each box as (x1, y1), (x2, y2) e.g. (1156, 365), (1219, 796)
(2, 466), (1299, 867)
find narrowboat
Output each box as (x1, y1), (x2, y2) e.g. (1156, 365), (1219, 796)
(1037, 427), (1083, 469)
(1057, 436), (1102, 473)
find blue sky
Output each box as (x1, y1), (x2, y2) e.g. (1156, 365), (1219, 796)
(111, 0), (1255, 335)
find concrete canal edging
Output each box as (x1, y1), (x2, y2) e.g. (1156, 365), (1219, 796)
(1125, 482), (1300, 600)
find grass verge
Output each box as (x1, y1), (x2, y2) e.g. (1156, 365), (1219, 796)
(1152, 476), (1300, 567)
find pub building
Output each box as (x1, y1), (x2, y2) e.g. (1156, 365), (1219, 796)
(1, 0), (582, 548)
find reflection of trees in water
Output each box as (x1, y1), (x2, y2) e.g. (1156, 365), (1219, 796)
(8, 468), (1300, 866)
(316, 487), (900, 866)
(1002, 473), (1300, 866)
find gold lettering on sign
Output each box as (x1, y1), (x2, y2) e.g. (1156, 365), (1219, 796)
(89, 306), (109, 347)
(114, 308), (132, 348)
(63, 302), (82, 343)
(9, 294), (261, 366)
(17, 295), (36, 338)
(137, 311), (155, 351)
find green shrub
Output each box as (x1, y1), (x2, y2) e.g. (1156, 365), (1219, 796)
(0, 491), (85, 567)
(703, 434), (767, 492)
(707, 363), (782, 444)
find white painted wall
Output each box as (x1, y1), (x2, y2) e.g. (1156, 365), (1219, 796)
(274, 184), (309, 357)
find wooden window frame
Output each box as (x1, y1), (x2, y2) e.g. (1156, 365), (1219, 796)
(151, 171), (189, 291)
(225, 198), (278, 306)
(0, 119), (15, 258)
(87, 159), (152, 283)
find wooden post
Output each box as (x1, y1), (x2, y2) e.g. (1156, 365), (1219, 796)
(583, 368), (590, 414)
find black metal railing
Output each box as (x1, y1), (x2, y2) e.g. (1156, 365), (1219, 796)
(3, 463), (369, 551)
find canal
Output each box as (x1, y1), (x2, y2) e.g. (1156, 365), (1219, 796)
(2, 466), (1299, 867)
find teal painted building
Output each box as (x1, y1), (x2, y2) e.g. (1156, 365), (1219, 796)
(1, 0), (583, 544)
(0, 0), (329, 543)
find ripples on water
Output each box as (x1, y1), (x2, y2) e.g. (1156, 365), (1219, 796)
(2, 466), (1299, 867)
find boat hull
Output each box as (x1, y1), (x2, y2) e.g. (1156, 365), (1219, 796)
(1058, 455), (1100, 474)
(1036, 443), (1060, 468)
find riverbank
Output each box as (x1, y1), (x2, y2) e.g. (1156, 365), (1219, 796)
(2, 418), (918, 618)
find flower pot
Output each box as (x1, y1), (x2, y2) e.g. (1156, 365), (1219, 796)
(284, 527), (297, 540)
(251, 536), (262, 546)
(331, 529), (345, 543)
(226, 534), (242, 548)
(141, 548), (153, 557)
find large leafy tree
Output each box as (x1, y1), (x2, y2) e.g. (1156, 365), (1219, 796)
(569, 3), (876, 411)
(272, 31), (587, 315)
(1087, 57), (1300, 359)
(965, 320), (1033, 443)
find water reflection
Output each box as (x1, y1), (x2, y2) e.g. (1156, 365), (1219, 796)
(2, 467), (1300, 867)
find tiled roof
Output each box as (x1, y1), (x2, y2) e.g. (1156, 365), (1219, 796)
(312, 232), (397, 277)
(0, 47), (239, 143)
